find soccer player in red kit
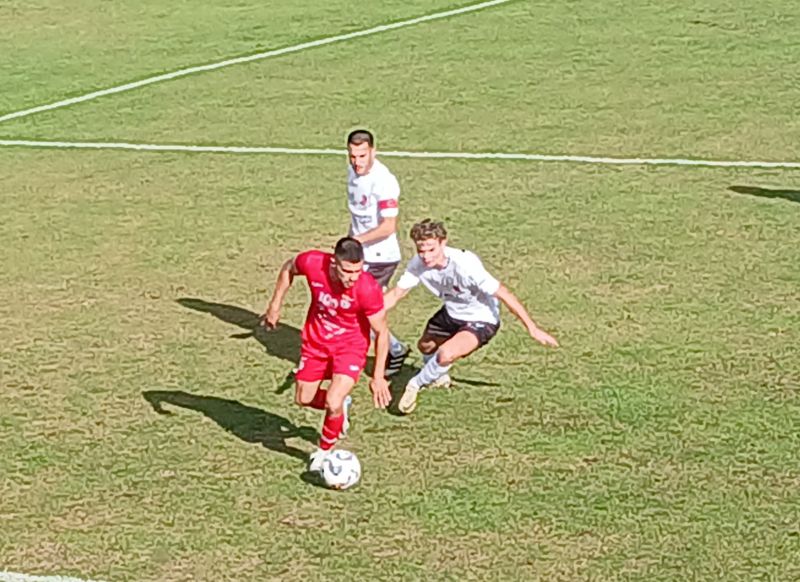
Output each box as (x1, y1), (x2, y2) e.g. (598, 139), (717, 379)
(261, 237), (392, 472)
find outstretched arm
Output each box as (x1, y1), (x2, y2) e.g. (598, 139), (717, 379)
(494, 284), (559, 347)
(261, 258), (297, 329)
(383, 285), (411, 311)
(367, 309), (392, 408)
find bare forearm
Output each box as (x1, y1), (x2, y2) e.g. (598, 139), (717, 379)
(496, 285), (539, 330)
(383, 287), (408, 311)
(353, 219), (396, 245)
(372, 328), (389, 379)
(495, 284), (559, 347)
(267, 261), (294, 309)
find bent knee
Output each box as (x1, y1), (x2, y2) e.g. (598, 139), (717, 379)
(325, 398), (345, 416)
(295, 385), (315, 406)
(436, 346), (464, 366)
(417, 337), (438, 354)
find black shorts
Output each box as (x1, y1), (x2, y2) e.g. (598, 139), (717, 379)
(423, 306), (499, 347)
(364, 261), (399, 289)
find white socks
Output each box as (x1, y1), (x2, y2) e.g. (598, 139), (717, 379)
(389, 333), (406, 356)
(414, 352), (452, 386)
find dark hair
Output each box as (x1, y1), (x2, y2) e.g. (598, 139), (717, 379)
(347, 129), (374, 147)
(410, 219), (448, 242)
(334, 237), (364, 263)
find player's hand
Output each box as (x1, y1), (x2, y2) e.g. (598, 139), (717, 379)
(369, 376), (392, 409)
(529, 325), (559, 347)
(260, 304), (281, 330)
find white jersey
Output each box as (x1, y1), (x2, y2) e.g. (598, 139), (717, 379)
(347, 159), (401, 264)
(397, 247), (501, 324)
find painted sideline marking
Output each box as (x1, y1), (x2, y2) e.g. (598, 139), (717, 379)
(0, 0), (513, 124)
(1, 139), (799, 169)
(0, 572), (104, 582)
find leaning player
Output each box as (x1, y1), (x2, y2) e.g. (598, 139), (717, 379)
(383, 219), (559, 414)
(261, 237), (392, 471)
(345, 129), (410, 376)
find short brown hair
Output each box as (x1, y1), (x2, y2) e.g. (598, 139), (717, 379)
(347, 129), (374, 147)
(410, 219), (447, 242)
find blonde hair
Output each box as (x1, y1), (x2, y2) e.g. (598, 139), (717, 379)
(410, 219), (447, 242)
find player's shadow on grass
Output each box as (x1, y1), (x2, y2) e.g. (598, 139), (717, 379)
(177, 297), (300, 362)
(142, 389), (317, 461)
(729, 185), (800, 204)
(177, 297), (420, 395)
(177, 298), (300, 392)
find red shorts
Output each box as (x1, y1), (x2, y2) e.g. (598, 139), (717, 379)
(294, 341), (367, 383)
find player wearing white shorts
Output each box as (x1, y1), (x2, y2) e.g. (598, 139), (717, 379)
(345, 129), (410, 376)
(383, 219), (560, 414)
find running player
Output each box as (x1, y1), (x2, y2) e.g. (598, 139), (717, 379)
(345, 129), (410, 376)
(383, 220), (559, 414)
(261, 237), (392, 471)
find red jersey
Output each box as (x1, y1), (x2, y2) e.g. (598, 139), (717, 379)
(294, 250), (384, 352)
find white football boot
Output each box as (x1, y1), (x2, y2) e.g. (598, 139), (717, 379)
(398, 377), (422, 414)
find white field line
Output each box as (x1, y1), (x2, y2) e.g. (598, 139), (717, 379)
(2, 139), (800, 169)
(0, 0), (513, 124)
(0, 572), (105, 582)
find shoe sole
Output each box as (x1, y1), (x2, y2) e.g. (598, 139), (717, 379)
(399, 401), (416, 414)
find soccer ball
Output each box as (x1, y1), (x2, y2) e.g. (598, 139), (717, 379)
(322, 449), (361, 490)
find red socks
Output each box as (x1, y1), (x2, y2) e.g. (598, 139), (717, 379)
(319, 413), (344, 451)
(303, 389), (343, 450)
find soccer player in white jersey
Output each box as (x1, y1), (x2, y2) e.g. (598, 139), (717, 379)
(383, 219), (560, 414)
(346, 129), (410, 376)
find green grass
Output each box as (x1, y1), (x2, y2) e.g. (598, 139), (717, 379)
(2, 1), (800, 581)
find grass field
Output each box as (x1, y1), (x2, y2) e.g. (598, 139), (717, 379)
(2, 1), (799, 580)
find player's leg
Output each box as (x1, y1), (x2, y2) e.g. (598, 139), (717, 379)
(416, 334), (451, 386)
(293, 352), (331, 410)
(399, 308), (456, 413)
(329, 348), (365, 439)
(366, 261), (409, 376)
(308, 374), (358, 472)
(417, 333), (447, 359)
(415, 306), (457, 356)
(420, 330), (480, 379)
(400, 317), (499, 414)
(294, 347), (339, 472)
(420, 319), (499, 381)
(295, 379), (326, 408)
(399, 332), (478, 414)
(308, 351), (364, 472)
